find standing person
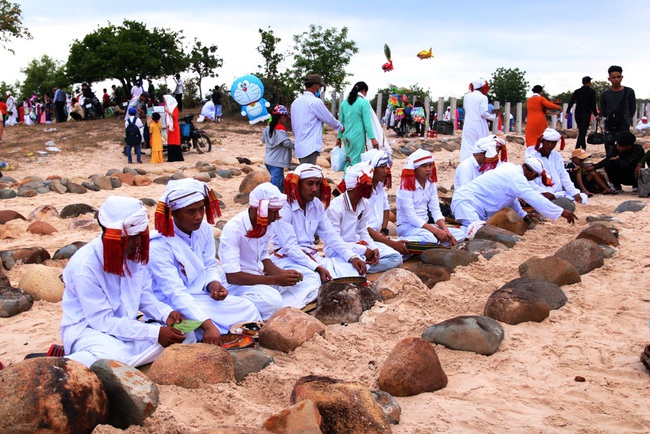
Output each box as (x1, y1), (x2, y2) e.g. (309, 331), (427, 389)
(23, 98), (34, 125)
(525, 85), (560, 155)
(5, 91), (18, 126)
(131, 80), (143, 99)
(102, 88), (111, 109)
(291, 74), (345, 164)
(0, 97), (6, 143)
(460, 80), (496, 161)
(600, 65), (636, 158)
(566, 76), (598, 150)
(337, 81), (378, 171)
(262, 105), (294, 192)
(173, 74), (183, 112)
(111, 84), (123, 106)
(149, 112), (164, 164)
(163, 95), (183, 162)
(212, 86), (223, 122)
(61, 196), (195, 368)
(124, 107), (144, 164)
(53, 87), (67, 123)
(412, 97), (426, 137)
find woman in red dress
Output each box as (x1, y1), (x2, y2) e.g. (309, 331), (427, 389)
(525, 85), (560, 154)
(163, 95), (183, 162)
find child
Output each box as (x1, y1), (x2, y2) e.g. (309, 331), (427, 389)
(149, 112), (163, 164)
(565, 148), (615, 196)
(124, 107), (143, 164)
(262, 105), (294, 192)
(396, 149), (465, 245)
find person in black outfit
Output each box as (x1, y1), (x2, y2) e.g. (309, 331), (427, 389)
(599, 65), (636, 158)
(584, 131), (644, 191)
(566, 76), (598, 150)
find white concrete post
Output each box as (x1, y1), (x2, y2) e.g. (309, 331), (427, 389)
(424, 96), (431, 134)
(516, 102), (523, 135)
(376, 93), (383, 119)
(492, 101), (500, 134)
(504, 102), (511, 133)
(330, 91), (337, 116)
(450, 97), (457, 132)
(561, 103), (568, 129)
(437, 97), (444, 124)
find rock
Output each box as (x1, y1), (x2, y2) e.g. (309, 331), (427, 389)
(398, 146), (414, 156)
(216, 169), (232, 179)
(0, 268), (9, 286)
(20, 180), (45, 189)
(420, 248), (479, 270)
(262, 399), (322, 434)
(228, 168), (242, 177)
(229, 348), (274, 383)
(16, 188), (37, 198)
(12, 247), (51, 265)
(170, 171), (185, 180)
(140, 198), (157, 207)
(195, 160), (209, 169)
(123, 166), (138, 176)
(614, 200), (645, 213)
(0, 210), (26, 224)
(316, 157), (331, 169)
(18, 264), (64, 302)
(90, 359), (159, 429)
(233, 192), (249, 204)
(53, 242), (85, 260)
(148, 167), (163, 175)
(406, 263), (451, 288)
(69, 219), (100, 231)
(106, 168), (121, 176)
(486, 208), (528, 235)
(518, 256), (581, 286)
(290, 375), (391, 433)
(438, 140), (461, 152)
(483, 285), (550, 325)
(0, 188), (17, 199)
(422, 315), (504, 356)
(239, 170), (271, 194)
(153, 176), (171, 185)
(49, 180), (68, 194)
(147, 343), (234, 388)
(0, 285), (34, 317)
(0, 175), (17, 183)
(193, 172), (211, 182)
(212, 156), (241, 166)
(26, 221), (58, 235)
(259, 307), (326, 353)
(371, 268), (424, 300)
(501, 278), (568, 310)
(552, 197), (576, 212)
(0, 251), (16, 270)
(390, 148), (406, 159)
(66, 182), (88, 194)
(371, 390), (401, 424)
(378, 337), (447, 396)
(0, 225), (19, 240)
(134, 168), (147, 175)
(60, 203), (97, 219)
(0, 358), (109, 433)
(505, 135), (525, 145)
(198, 164), (216, 172)
(474, 224), (523, 248)
(35, 186), (50, 194)
(134, 175), (152, 186)
(554, 239), (604, 275)
(241, 166), (254, 174)
(577, 224), (619, 246)
(81, 181), (100, 192)
(314, 281), (382, 325)
(94, 175), (114, 190)
(460, 239), (508, 260)
(28, 205), (59, 221)
(236, 157), (252, 165)
(109, 177), (122, 189)
(599, 244), (617, 258)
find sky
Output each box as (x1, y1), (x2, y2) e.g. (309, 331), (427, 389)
(2, 0), (649, 101)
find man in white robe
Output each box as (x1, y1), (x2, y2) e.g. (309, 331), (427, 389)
(454, 135), (506, 189)
(198, 100), (217, 123)
(5, 91), (18, 126)
(61, 197), (195, 368)
(148, 179), (260, 338)
(460, 80), (496, 162)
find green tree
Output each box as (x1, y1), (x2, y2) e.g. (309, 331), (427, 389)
(1, 1), (31, 54)
(591, 80), (609, 99)
(188, 38), (223, 100)
(256, 27), (295, 106)
(553, 90), (574, 104)
(66, 20), (189, 91)
(488, 67), (529, 103)
(0, 80), (19, 98)
(20, 54), (67, 98)
(291, 24), (358, 92)
(182, 76), (200, 109)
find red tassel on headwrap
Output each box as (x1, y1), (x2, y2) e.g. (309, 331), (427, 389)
(284, 173), (301, 204)
(126, 228), (150, 265)
(541, 170), (554, 187)
(479, 156), (499, 173)
(431, 162), (438, 183)
(205, 189), (222, 224)
(400, 168), (416, 191)
(535, 135), (543, 151)
(560, 136), (566, 150)
(336, 179), (347, 193)
(245, 212), (269, 239)
(384, 167), (392, 189)
(320, 178), (332, 209)
(500, 145), (507, 162)
(155, 202), (174, 237)
(103, 228), (126, 277)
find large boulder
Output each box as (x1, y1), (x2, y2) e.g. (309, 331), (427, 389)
(60, 203), (97, 219)
(501, 278), (568, 310)
(239, 170), (271, 194)
(370, 268), (424, 300)
(28, 205), (59, 221)
(147, 343), (235, 388)
(518, 256), (581, 286)
(18, 264), (65, 302)
(474, 224), (523, 248)
(378, 337), (447, 396)
(483, 284), (551, 325)
(406, 263), (451, 288)
(486, 207), (528, 235)
(554, 238), (604, 275)
(314, 281), (382, 325)
(420, 248), (479, 270)
(259, 307), (326, 353)
(26, 221), (59, 235)
(0, 358), (109, 433)
(261, 399), (322, 434)
(291, 375), (391, 433)
(422, 315), (505, 356)
(576, 224), (619, 246)
(0, 285), (34, 317)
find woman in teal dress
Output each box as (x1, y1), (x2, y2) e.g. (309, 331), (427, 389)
(337, 81), (378, 172)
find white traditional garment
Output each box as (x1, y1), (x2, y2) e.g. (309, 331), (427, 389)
(454, 156), (481, 190)
(163, 95), (177, 132)
(635, 118), (650, 131)
(5, 93), (18, 126)
(454, 135), (505, 189)
(365, 108), (392, 154)
(199, 100), (217, 122)
(460, 90), (496, 161)
(451, 162), (564, 228)
(530, 148), (588, 203)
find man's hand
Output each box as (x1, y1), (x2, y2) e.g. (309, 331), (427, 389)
(561, 209), (577, 224)
(524, 212), (541, 225)
(573, 193), (583, 204)
(351, 257), (367, 276)
(315, 265), (332, 283)
(364, 248), (380, 266)
(200, 320), (221, 346)
(207, 281), (228, 301)
(166, 311), (183, 327)
(158, 326), (185, 347)
(634, 164), (642, 179)
(371, 138), (379, 149)
(274, 270), (302, 286)
(390, 239), (411, 255)
(541, 192), (556, 201)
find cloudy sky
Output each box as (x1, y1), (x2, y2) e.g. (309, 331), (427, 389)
(2, 0), (648, 100)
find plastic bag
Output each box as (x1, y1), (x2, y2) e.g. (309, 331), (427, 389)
(331, 146), (345, 172)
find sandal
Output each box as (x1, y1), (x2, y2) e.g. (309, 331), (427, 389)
(603, 189), (618, 195)
(24, 343), (66, 359)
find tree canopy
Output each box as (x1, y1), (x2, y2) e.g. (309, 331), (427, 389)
(0, 0), (31, 54)
(488, 67), (529, 103)
(187, 38), (223, 100)
(256, 27), (295, 106)
(20, 54), (67, 97)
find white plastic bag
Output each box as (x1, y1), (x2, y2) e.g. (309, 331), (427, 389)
(331, 146), (345, 172)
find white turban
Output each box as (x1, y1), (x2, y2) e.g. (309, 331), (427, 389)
(541, 128), (561, 142)
(361, 149), (390, 168)
(98, 196), (149, 236)
(404, 149), (434, 170)
(293, 163), (323, 180)
(249, 182), (287, 209)
(472, 79), (486, 90)
(472, 135), (504, 158)
(524, 157), (545, 175)
(344, 162), (374, 190)
(160, 179), (209, 211)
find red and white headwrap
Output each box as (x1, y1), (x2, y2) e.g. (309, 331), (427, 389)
(400, 149), (437, 191)
(469, 79), (487, 92)
(343, 162), (374, 199)
(98, 196), (150, 277)
(524, 157), (553, 187)
(283, 163), (331, 208)
(473, 135), (507, 172)
(155, 179), (221, 237)
(246, 182), (287, 238)
(535, 128), (565, 151)
(361, 149), (392, 189)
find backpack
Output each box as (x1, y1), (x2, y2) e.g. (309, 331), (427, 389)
(125, 117), (142, 146)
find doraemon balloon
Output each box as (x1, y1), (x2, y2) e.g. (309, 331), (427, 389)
(230, 75), (271, 124)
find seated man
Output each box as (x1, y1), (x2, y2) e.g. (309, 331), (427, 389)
(529, 128), (588, 203)
(219, 183), (293, 320)
(396, 149), (465, 245)
(635, 116), (650, 131)
(198, 99), (217, 122)
(454, 135), (506, 189)
(271, 164), (366, 309)
(61, 197), (194, 368)
(326, 162), (402, 274)
(452, 157), (577, 236)
(583, 131), (645, 192)
(149, 179), (260, 339)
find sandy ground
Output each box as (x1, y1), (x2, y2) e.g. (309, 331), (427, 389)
(0, 116), (649, 433)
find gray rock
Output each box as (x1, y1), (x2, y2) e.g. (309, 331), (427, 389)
(501, 278), (568, 310)
(586, 214), (619, 222)
(614, 200), (646, 213)
(215, 169), (232, 179)
(94, 175), (114, 190)
(0, 285), (34, 317)
(68, 219), (99, 231)
(398, 146), (414, 156)
(233, 192), (249, 205)
(406, 263), (451, 288)
(215, 220), (228, 230)
(314, 281), (382, 325)
(422, 315), (505, 355)
(53, 242), (86, 260)
(21, 180), (46, 190)
(17, 188), (37, 197)
(228, 168), (242, 177)
(60, 203), (97, 219)
(153, 176), (171, 185)
(371, 390), (401, 424)
(0, 175), (17, 183)
(110, 177), (122, 189)
(552, 197), (576, 212)
(199, 164), (216, 172)
(195, 160), (209, 169)
(134, 168), (147, 175)
(0, 188), (17, 199)
(49, 181), (67, 194)
(36, 187), (50, 195)
(229, 348), (274, 383)
(66, 182), (87, 194)
(438, 140), (461, 152)
(598, 244), (617, 258)
(82, 181), (100, 192)
(420, 249), (479, 270)
(554, 239), (604, 275)
(170, 171), (185, 180)
(461, 239), (508, 260)
(140, 198), (157, 207)
(505, 135), (525, 145)
(106, 168), (121, 176)
(1, 251), (16, 270)
(123, 167), (138, 176)
(518, 256), (581, 286)
(474, 224), (523, 248)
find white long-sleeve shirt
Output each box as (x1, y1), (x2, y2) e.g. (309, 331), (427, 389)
(530, 150), (580, 198)
(396, 180), (444, 229)
(454, 156), (481, 189)
(460, 91), (496, 161)
(290, 91), (343, 158)
(219, 210), (270, 277)
(366, 183), (390, 231)
(325, 192), (377, 258)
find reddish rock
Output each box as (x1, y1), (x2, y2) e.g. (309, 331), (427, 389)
(259, 307), (326, 353)
(483, 285), (550, 325)
(0, 210), (26, 224)
(576, 224), (620, 246)
(114, 172), (136, 186)
(12, 247), (51, 265)
(518, 256), (581, 286)
(26, 221), (59, 236)
(554, 238), (604, 275)
(486, 207), (528, 235)
(134, 175), (152, 186)
(239, 170), (270, 194)
(94, 175), (114, 190)
(46, 175), (63, 180)
(262, 399), (322, 433)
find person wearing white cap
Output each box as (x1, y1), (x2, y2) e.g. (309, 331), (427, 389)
(5, 91), (18, 126)
(635, 116), (650, 131)
(529, 128), (588, 204)
(452, 158), (577, 237)
(460, 79), (496, 162)
(397, 149), (466, 245)
(326, 162), (403, 273)
(454, 135), (507, 189)
(61, 196), (196, 368)
(148, 179), (260, 340)
(271, 164), (366, 308)
(219, 183), (296, 320)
